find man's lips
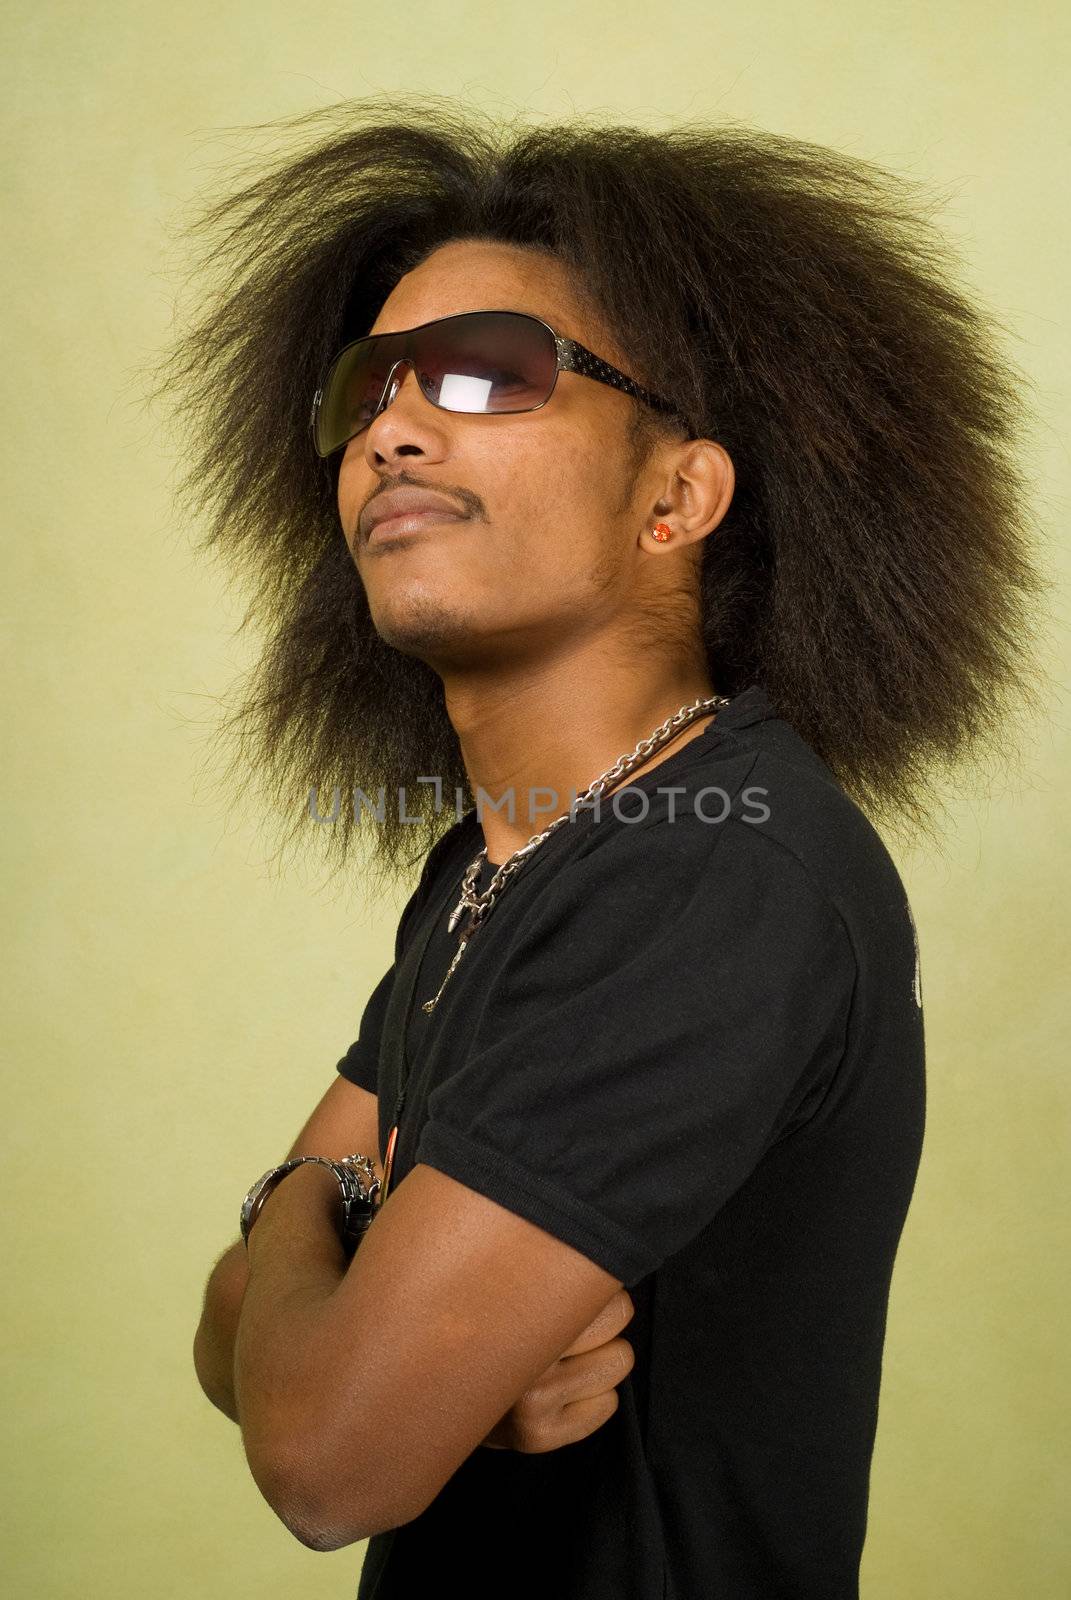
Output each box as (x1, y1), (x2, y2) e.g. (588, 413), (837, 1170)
(366, 509), (470, 544)
(363, 486), (471, 542)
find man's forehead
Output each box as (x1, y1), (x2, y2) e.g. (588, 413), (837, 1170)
(369, 239), (600, 343)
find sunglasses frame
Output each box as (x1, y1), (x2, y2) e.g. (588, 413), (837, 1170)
(309, 309), (683, 458)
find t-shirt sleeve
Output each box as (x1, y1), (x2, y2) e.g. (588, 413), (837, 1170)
(335, 960), (397, 1093)
(414, 820), (858, 1286)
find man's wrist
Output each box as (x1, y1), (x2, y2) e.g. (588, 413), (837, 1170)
(246, 1161), (347, 1270)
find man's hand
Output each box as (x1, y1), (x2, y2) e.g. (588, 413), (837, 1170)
(479, 1289), (636, 1453)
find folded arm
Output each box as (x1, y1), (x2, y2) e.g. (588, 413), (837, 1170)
(192, 1073), (383, 1424)
(235, 1155), (623, 1550)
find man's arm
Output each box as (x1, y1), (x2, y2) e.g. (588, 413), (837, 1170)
(193, 1239), (249, 1421)
(192, 1074), (382, 1423)
(234, 1158), (624, 1551)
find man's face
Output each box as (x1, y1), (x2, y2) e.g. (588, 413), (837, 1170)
(337, 239), (667, 671)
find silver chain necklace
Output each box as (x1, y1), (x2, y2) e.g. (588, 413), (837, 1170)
(420, 693), (732, 1014)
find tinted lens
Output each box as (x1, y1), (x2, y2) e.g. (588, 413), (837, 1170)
(415, 312), (557, 416)
(314, 334), (402, 458)
(314, 311), (558, 456)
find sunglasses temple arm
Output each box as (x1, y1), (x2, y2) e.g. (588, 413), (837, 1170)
(556, 338), (679, 417)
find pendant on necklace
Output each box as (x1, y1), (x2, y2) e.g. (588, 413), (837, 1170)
(421, 935), (469, 1013)
(380, 1123), (398, 1204)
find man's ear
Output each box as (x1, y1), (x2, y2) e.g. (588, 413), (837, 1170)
(659, 438), (736, 544)
(645, 438), (735, 553)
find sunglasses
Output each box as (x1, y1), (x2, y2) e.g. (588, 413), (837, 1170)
(309, 309), (681, 458)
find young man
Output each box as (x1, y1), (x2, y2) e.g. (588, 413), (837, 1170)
(168, 102), (1045, 1598)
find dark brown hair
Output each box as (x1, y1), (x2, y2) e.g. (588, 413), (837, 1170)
(144, 95), (1054, 898)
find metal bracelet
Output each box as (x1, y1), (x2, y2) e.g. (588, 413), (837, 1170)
(241, 1152), (382, 1255)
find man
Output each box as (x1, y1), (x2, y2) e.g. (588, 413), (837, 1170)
(169, 101), (1044, 1598)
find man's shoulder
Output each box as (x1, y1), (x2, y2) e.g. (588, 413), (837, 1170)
(739, 737), (910, 921)
(579, 723), (910, 950)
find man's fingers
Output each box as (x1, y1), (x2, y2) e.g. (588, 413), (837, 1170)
(558, 1289), (635, 1357)
(557, 1336), (636, 1403)
(521, 1337), (636, 1418)
(479, 1325), (637, 1453)
(525, 1389), (621, 1451)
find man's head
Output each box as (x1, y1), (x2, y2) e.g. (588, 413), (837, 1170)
(148, 97), (1047, 886)
(338, 237), (733, 679)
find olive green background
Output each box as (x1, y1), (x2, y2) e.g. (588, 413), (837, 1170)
(3, 2), (1068, 1595)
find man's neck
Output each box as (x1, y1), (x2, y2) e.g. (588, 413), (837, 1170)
(444, 654), (721, 865)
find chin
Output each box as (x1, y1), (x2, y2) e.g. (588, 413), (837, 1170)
(370, 589), (479, 664)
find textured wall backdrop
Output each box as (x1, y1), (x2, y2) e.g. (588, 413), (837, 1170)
(3, 2), (1068, 1595)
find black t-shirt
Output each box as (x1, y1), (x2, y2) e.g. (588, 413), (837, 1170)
(335, 683), (926, 1599)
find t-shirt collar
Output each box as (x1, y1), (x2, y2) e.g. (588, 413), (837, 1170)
(475, 683), (775, 871)
(708, 681), (775, 731)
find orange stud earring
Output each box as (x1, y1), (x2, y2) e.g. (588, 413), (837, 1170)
(652, 522), (673, 542)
